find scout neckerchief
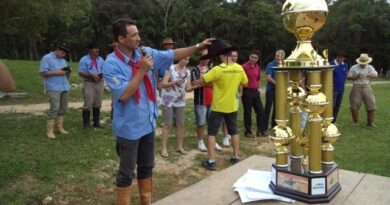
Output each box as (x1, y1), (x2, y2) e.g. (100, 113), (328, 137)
(114, 48), (155, 104)
(90, 55), (99, 72)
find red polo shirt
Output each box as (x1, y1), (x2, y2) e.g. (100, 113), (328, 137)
(242, 61), (260, 89)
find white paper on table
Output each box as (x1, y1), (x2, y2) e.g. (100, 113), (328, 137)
(233, 169), (295, 203)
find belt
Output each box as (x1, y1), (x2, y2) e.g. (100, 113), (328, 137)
(353, 84), (370, 88)
(243, 87), (258, 90)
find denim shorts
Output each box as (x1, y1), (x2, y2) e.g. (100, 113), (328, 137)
(195, 104), (210, 127)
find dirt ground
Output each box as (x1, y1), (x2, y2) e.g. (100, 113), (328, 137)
(1, 93), (276, 204)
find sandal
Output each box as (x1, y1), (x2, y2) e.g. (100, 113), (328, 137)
(160, 151), (169, 158)
(176, 149), (188, 155)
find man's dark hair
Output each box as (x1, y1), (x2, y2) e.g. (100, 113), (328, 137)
(113, 18), (137, 41)
(250, 50), (260, 57)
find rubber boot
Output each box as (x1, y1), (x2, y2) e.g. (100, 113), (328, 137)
(92, 108), (101, 128)
(351, 109), (359, 125)
(56, 116), (69, 134)
(367, 110), (378, 128)
(138, 177), (152, 205)
(46, 119), (56, 139)
(82, 110), (91, 128)
(116, 185), (131, 205)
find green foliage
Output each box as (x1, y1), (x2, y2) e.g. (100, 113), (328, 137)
(1, 0), (390, 69)
(320, 0), (390, 69)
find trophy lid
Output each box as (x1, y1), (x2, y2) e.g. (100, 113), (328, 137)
(282, 0), (328, 14)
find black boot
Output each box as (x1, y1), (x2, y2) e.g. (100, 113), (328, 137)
(82, 110), (91, 128)
(93, 108), (101, 128)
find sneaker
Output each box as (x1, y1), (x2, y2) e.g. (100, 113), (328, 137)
(215, 142), (223, 151)
(230, 157), (240, 165)
(245, 132), (254, 138)
(202, 159), (216, 171)
(367, 122), (378, 128)
(256, 130), (266, 137)
(198, 140), (207, 152)
(222, 136), (230, 147)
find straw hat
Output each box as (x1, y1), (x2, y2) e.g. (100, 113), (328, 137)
(161, 37), (175, 45)
(356, 53), (372, 65)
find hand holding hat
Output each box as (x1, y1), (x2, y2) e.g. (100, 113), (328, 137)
(199, 39), (236, 60)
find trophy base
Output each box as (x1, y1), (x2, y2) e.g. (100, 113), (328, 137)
(269, 158), (341, 203)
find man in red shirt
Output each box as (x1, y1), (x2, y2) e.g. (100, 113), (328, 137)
(241, 50), (266, 137)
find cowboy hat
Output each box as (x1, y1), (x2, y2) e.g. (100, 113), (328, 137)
(161, 37), (175, 45)
(55, 42), (70, 53)
(199, 39), (236, 60)
(356, 53), (372, 65)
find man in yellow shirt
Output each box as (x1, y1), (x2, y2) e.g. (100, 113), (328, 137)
(193, 39), (248, 170)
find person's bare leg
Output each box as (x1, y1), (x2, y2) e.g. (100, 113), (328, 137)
(161, 126), (170, 157)
(231, 134), (240, 158)
(176, 125), (187, 154)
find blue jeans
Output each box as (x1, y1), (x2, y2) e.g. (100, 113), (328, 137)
(195, 104), (211, 127)
(116, 132), (155, 187)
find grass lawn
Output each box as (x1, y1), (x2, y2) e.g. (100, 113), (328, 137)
(0, 60), (389, 204)
(0, 60), (111, 105)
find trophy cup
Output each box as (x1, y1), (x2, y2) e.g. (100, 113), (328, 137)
(269, 0), (341, 203)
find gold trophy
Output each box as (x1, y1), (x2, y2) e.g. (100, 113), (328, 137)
(269, 0), (341, 203)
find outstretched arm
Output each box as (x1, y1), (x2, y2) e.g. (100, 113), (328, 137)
(0, 60), (15, 92)
(173, 38), (214, 61)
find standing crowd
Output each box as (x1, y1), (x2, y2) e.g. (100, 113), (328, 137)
(35, 18), (379, 205)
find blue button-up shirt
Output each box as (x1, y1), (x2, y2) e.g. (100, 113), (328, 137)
(79, 54), (104, 81)
(103, 47), (174, 140)
(39, 52), (70, 91)
(265, 60), (277, 92)
(330, 59), (348, 93)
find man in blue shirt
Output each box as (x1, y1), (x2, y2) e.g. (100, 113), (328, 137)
(39, 43), (71, 139)
(103, 18), (213, 205)
(79, 43), (105, 128)
(330, 51), (348, 123)
(264, 50), (285, 131)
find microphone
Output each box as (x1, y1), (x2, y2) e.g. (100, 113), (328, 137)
(140, 46), (153, 70)
(140, 46), (147, 56)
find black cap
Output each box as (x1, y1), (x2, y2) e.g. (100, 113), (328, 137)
(55, 42), (69, 53)
(199, 39), (236, 60)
